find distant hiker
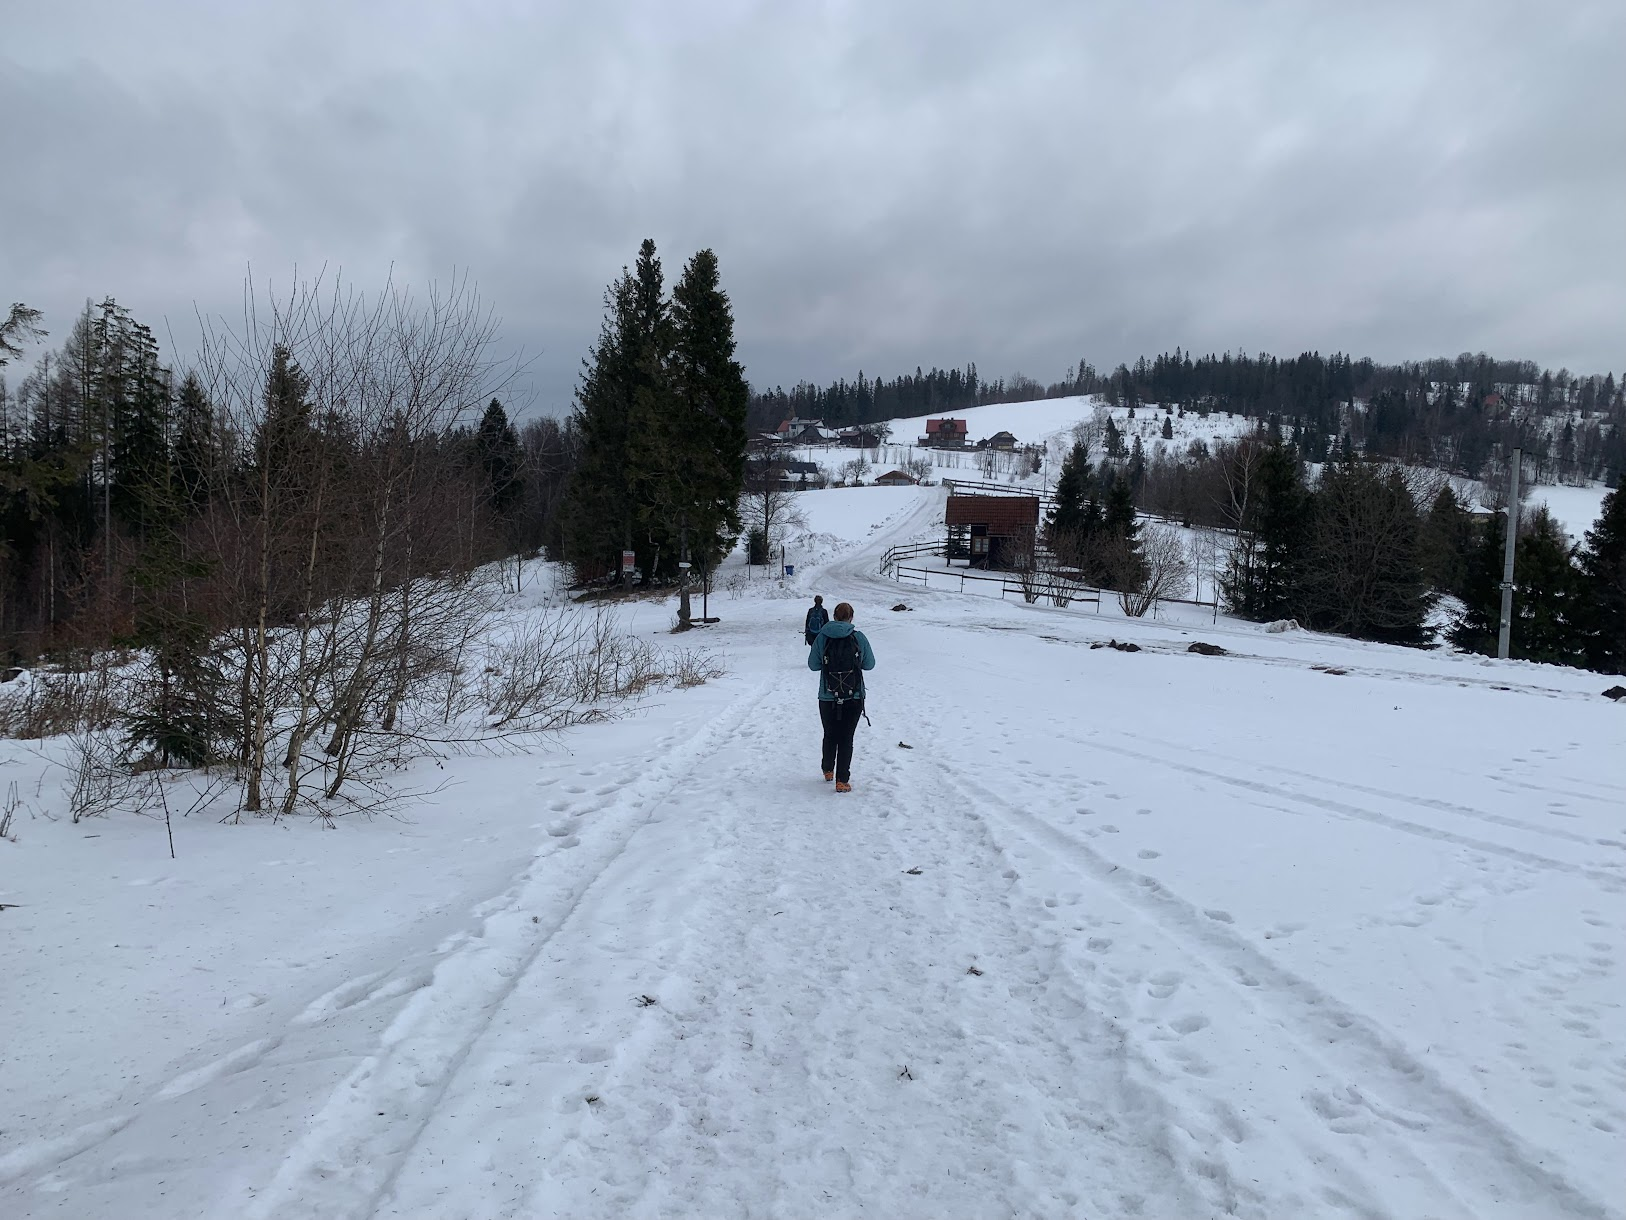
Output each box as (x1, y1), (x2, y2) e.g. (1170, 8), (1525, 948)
(807, 601), (876, 793)
(804, 595), (829, 646)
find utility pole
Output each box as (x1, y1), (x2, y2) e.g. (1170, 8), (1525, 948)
(677, 511), (692, 627)
(1496, 447), (1521, 660)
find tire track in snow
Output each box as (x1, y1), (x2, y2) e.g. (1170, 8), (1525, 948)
(1147, 737), (1615, 847)
(935, 758), (1622, 1220)
(381, 672), (1226, 1219)
(1072, 735), (1625, 889)
(235, 678), (779, 1220)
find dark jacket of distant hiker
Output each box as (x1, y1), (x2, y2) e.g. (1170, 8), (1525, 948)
(807, 621), (876, 701)
(804, 602), (830, 646)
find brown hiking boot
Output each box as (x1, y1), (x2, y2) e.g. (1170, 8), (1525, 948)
(823, 770), (834, 782)
(834, 781), (852, 793)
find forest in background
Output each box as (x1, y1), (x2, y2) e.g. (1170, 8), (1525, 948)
(4, 287), (1622, 690)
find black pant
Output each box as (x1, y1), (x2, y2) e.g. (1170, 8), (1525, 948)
(819, 698), (864, 783)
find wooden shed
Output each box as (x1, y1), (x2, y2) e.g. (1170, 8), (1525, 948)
(945, 494), (1040, 569)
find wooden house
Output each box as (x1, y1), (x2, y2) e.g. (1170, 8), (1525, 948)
(919, 418), (969, 448)
(977, 430), (1019, 451)
(945, 494), (1040, 569)
(837, 426), (886, 448)
(874, 469), (919, 487)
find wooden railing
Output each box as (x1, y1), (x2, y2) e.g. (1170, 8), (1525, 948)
(890, 563), (1102, 610)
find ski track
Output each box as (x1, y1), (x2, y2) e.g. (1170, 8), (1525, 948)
(231, 681), (779, 1220)
(375, 673), (1220, 1219)
(926, 750), (1618, 1220)
(1068, 735), (1625, 890)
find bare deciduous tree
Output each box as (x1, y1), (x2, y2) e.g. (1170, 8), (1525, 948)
(1119, 524), (1192, 617)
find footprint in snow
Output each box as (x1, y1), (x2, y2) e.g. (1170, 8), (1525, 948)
(1146, 970), (1183, 999)
(1204, 909), (1234, 923)
(1170, 1013), (1210, 1036)
(1138, 849), (1161, 859)
(1101, 825), (1120, 834)
(547, 820), (577, 837)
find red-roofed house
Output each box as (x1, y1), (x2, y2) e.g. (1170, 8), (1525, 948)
(920, 418), (969, 448)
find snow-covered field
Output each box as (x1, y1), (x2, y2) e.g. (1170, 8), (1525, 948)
(783, 394), (1256, 485)
(3, 485), (1623, 1219)
(1530, 483), (1613, 544)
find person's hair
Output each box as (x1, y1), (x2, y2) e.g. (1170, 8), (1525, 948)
(814, 595), (823, 604)
(833, 602), (854, 621)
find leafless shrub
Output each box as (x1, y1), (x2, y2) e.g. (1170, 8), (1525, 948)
(0, 661), (126, 740)
(65, 729), (146, 823)
(1, 781), (20, 841)
(1186, 527), (1227, 604)
(566, 607), (662, 702)
(667, 647), (725, 688)
(1119, 525), (1193, 617)
(479, 610), (583, 729)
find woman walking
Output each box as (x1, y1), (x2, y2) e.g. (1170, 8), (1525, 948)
(807, 601), (876, 793)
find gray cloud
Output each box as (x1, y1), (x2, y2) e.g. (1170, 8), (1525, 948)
(4, 0), (1622, 414)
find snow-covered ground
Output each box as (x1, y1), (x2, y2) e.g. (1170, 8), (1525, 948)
(783, 394), (1255, 485)
(1529, 483), (1612, 544)
(3, 486), (1623, 1219)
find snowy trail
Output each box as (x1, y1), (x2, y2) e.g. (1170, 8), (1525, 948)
(218, 649), (1220, 1219)
(230, 679), (783, 1220)
(371, 665), (1217, 1218)
(240, 632), (1618, 1216)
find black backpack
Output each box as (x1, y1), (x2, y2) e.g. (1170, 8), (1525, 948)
(822, 633), (863, 703)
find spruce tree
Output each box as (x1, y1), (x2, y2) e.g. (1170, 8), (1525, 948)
(1223, 443), (1309, 621)
(668, 248), (749, 568)
(1104, 416), (1126, 458)
(1451, 515), (1506, 655)
(1046, 441), (1099, 548)
(1576, 488), (1625, 673)
(475, 398), (523, 518)
(1305, 463), (1433, 645)
(1451, 508), (1586, 664)
(1101, 470), (1146, 590)
(562, 243), (669, 580)
(172, 373), (216, 509)
(1512, 509), (1586, 665)
(622, 240), (679, 578)
(1420, 483), (1473, 597)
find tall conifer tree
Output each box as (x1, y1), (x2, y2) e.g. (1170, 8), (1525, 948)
(668, 248), (749, 566)
(1576, 488), (1625, 673)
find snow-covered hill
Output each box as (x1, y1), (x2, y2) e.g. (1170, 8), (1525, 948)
(2, 486), (1622, 1219)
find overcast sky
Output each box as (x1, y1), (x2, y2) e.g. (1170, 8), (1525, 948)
(4, 0), (1623, 414)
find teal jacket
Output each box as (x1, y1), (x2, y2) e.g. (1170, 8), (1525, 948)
(807, 621), (876, 701)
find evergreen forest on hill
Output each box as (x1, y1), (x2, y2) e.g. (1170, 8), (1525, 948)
(3, 272), (1622, 688)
